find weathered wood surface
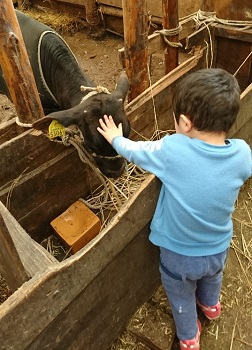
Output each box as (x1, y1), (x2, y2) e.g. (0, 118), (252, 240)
(162, 0), (179, 74)
(0, 138), (98, 242)
(84, 0), (100, 25)
(229, 82), (252, 145)
(122, 0), (149, 101)
(212, 25), (252, 92)
(214, 25), (252, 44)
(206, 0), (252, 21)
(0, 174), (161, 350)
(0, 202), (58, 291)
(0, 118), (26, 145)
(214, 37), (252, 91)
(0, 206), (29, 291)
(0, 0), (44, 124)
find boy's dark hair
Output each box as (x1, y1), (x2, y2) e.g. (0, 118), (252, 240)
(172, 68), (241, 133)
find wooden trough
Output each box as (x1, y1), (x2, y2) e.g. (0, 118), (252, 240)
(1, 4), (252, 350)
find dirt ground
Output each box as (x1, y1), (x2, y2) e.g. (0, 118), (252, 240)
(0, 9), (251, 350)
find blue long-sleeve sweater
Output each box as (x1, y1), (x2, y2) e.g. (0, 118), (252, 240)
(112, 133), (252, 256)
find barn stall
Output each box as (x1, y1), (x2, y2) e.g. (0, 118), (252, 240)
(0, 0), (252, 349)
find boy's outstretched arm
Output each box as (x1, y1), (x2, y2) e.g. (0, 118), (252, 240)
(97, 114), (123, 144)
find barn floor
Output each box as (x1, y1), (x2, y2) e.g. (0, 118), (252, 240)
(0, 15), (251, 350)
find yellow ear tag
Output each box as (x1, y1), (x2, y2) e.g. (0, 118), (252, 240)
(48, 120), (66, 139)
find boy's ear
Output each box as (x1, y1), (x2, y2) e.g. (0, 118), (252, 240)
(180, 114), (193, 132)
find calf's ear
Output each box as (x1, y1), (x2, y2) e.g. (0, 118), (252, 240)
(114, 71), (129, 100)
(32, 108), (81, 132)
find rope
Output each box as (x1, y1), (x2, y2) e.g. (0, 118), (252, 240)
(233, 51), (252, 77)
(153, 9), (252, 53)
(53, 125), (110, 209)
(155, 25), (183, 48)
(191, 10), (252, 70)
(192, 9), (252, 29)
(80, 85), (110, 103)
(15, 116), (33, 128)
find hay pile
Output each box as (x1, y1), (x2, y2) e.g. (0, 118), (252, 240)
(83, 163), (149, 227)
(0, 274), (12, 305)
(21, 7), (86, 34)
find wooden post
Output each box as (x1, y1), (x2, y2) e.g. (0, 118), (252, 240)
(85, 0), (100, 26)
(122, 0), (149, 102)
(0, 0), (44, 124)
(162, 0), (180, 74)
(201, 0), (215, 12)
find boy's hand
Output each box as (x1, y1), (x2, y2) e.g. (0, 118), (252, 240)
(97, 115), (123, 144)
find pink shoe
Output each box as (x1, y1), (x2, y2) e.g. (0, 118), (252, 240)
(180, 320), (201, 350)
(197, 300), (221, 320)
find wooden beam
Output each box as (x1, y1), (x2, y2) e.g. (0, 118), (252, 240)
(228, 82), (252, 144)
(214, 24), (252, 43)
(122, 0), (149, 101)
(185, 24), (215, 50)
(0, 0), (44, 125)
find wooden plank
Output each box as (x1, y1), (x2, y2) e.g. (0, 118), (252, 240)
(28, 225), (160, 350)
(0, 130), (72, 194)
(228, 82), (252, 141)
(185, 24), (215, 50)
(215, 37), (252, 91)
(0, 202), (58, 288)
(99, 0), (121, 8)
(231, 115), (252, 147)
(214, 25), (252, 44)
(56, 0), (86, 5)
(0, 207), (29, 291)
(0, 174), (161, 350)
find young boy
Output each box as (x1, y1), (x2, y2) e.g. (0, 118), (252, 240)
(97, 68), (252, 350)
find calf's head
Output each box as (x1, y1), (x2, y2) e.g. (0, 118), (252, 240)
(32, 72), (130, 178)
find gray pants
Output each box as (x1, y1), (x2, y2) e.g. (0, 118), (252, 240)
(159, 247), (229, 340)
